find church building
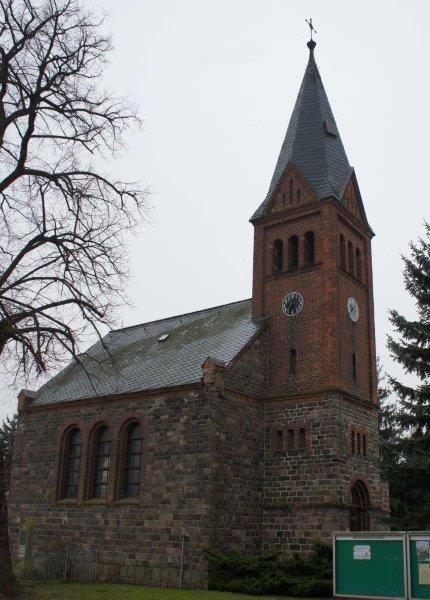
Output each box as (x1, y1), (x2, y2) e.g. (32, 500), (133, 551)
(9, 38), (389, 589)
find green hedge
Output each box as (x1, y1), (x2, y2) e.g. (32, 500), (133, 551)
(205, 542), (332, 597)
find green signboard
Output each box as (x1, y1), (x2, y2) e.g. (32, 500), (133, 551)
(409, 535), (430, 600)
(334, 532), (430, 600)
(334, 534), (406, 599)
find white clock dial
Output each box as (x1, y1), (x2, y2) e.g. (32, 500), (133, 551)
(282, 292), (304, 317)
(347, 297), (359, 322)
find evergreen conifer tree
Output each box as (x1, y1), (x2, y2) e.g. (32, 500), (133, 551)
(377, 360), (399, 484)
(0, 415), (18, 493)
(387, 222), (430, 529)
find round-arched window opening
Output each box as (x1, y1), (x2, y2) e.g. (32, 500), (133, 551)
(350, 480), (370, 531)
(62, 428), (82, 499)
(92, 425), (112, 499)
(122, 422), (144, 499)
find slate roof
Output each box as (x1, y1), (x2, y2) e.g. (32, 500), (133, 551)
(33, 299), (262, 406)
(251, 42), (352, 221)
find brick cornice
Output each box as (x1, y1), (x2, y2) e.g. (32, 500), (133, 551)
(254, 201), (322, 227)
(254, 196), (373, 239)
(20, 383), (201, 413)
(264, 388), (378, 410)
(263, 501), (387, 513)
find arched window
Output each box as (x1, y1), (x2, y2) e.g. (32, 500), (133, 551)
(339, 235), (346, 269)
(297, 188), (301, 203)
(350, 480), (370, 531)
(356, 248), (362, 282)
(62, 428), (82, 499)
(273, 239), (284, 273)
(289, 179), (293, 204)
(288, 235), (299, 269)
(123, 422), (144, 499)
(304, 231), (315, 264)
(92, 426), (112, 499)
(348, 241), (355, 276)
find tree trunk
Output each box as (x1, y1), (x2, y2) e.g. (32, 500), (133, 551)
(0, 446), (18, 596)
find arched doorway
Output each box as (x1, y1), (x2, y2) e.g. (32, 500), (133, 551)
(350, 480), (370, 531)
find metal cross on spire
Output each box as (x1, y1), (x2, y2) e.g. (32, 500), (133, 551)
(305, 18), (317, 41)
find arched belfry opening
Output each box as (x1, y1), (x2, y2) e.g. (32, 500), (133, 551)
(350, 480), (370, 531)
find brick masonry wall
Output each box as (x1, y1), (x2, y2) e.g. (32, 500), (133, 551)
(9, 333), (268, 588)
(210, 391), (264, 555)
(263, 392), (389, 555)
(212, 329), (266, 553)
(252, 197), (378, 403)
(9, 388), (216, 588)
(9, 332), (389, 584)
(224, 330), (267, 398)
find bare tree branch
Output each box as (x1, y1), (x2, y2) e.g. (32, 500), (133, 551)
(0, 0), (147, 384)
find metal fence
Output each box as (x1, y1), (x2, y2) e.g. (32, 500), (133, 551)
(20, 550), (100, 583)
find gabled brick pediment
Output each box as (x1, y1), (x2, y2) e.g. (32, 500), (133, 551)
(341, 175), (363, 222)
(265, 164), (319, 218)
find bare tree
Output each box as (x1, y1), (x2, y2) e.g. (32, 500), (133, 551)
(0, 0), (146, 592)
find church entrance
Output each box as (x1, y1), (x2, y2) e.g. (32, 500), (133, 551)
(350, 480), (370, 531)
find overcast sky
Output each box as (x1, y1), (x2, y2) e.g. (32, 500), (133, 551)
(1, 0), (429, 420)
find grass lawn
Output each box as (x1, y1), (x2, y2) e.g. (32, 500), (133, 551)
(20, 583), (288, 600)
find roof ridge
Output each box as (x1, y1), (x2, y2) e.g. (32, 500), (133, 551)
(312, 58), (330, 192)
(111, 298), (252, 334)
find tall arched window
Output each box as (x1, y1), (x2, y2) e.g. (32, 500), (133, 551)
(350, 480), (370, 531)
(288, 235), (299, 269)
(339, 235), (346, 269)
(289, 179), (293, 204)
(348, 241), (355, 276)
(62, 428), (82, 499)
(92, 426), (112, 499)
(304, 231), (315, 264)
(356, 248), (362, 282)
(122, 422), (144, 499)
(273, 239), (284, 273)
(297, 188), (301, 203)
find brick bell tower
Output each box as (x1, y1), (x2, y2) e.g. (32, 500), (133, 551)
(252, 38), (389, 548)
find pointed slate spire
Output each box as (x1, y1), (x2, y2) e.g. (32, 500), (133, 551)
(251, 39), (352, 221)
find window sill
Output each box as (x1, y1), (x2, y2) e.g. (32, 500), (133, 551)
(114, 498), (140, 505)
(82, 498), (108, 505)
(272, 448), (308, 455)
(56, 498), (77, 505)
(268, 262), (322, 279)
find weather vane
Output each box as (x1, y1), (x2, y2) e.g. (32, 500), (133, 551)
(305, 18), (317, 41)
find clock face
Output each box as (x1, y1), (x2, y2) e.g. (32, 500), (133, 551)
(282, 292), (304, 317)
(347, 297), (359, 322)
